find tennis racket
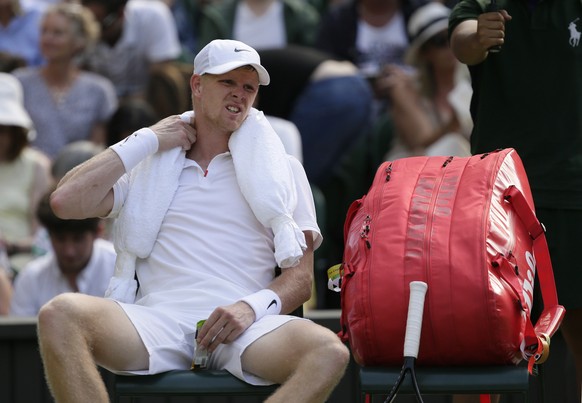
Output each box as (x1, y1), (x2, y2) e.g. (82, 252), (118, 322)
(383, 281), (428, 403)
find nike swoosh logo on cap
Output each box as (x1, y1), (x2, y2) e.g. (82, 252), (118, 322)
(234, 48), (251, 52)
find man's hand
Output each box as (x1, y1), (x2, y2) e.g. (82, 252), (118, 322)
(476, 9), (512, 51)
(150, 114), (197, 152)
(451, 9), (512, 65)
(196, 301), (255, 352)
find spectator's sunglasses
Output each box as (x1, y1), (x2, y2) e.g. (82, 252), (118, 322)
(423, 32), (449, 50)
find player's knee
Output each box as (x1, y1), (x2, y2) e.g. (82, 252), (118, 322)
(38, 293), (83, 341)
(326, 338), (350, 374)
(311, 331), (350, 376)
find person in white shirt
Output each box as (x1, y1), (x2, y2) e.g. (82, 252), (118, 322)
(80, 0), (181, 99)
(10, 190), (116, 316)
(37, 39), (349, 403)
(196, 0), (320, 52)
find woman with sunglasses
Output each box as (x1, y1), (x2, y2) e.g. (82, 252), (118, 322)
(380, 2), (473, 160)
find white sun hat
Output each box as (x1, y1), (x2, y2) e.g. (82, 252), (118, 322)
(194, 39), (270, 85)
(0, 73), (33, 130)
(405, 2), (451, 65)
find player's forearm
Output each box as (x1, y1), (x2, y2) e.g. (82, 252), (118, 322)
(53, 128), (161, 219)
(51, 149), (125, 219)
(269, 233), (315, 314)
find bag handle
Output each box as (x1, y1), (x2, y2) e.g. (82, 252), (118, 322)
(503, 186), (566, 370)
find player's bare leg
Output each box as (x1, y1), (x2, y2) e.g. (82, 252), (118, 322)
(37, 293), (149, 403)
(242, 319), (350, 403)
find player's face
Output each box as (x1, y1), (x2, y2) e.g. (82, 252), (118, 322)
(193, 67), (260, 134)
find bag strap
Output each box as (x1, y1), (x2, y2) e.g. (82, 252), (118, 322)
(503, 186), (566, 370)
(503, 186), (562, 309)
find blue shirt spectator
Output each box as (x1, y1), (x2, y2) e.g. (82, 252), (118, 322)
(0, 0), (43, 66)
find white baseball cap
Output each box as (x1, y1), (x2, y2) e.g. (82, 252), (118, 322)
(194, 39), (270, 85)
(0, 72), (33, 130)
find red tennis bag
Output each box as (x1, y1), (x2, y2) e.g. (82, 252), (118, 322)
(337, 149), (565, 369)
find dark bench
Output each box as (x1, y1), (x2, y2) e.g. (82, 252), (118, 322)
(359, 365), (530, 402)
(115, 369), (278, 401)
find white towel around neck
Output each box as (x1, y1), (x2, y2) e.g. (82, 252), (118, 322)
(105, 108), (307, 303)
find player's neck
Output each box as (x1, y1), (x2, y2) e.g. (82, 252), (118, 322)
(185, 127), (230, 170)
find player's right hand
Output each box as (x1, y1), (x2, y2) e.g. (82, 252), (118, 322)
(150, 114), (197, 152)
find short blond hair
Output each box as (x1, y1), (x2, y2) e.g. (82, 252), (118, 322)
(43, 2), (100, 56)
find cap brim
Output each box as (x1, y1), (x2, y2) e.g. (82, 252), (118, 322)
(0, 103), (33, 130)
(204, 61), (270, 85)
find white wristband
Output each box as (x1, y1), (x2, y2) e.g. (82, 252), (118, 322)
(240, 289), (281, 321)
(110, 128), (159, 172)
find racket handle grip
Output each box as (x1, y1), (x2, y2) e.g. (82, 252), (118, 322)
(487, 0), (502, 53)
(403, 281), (428, 358)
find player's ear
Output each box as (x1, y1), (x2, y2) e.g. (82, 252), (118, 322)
(191, 74), (203, 96)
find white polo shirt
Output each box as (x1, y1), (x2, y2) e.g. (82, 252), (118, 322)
(109, 152), (321, 319)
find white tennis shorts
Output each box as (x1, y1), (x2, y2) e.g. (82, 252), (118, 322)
(110, 301), (305, 385)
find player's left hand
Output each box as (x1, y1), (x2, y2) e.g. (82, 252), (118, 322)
(197, 301), (255, 352)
